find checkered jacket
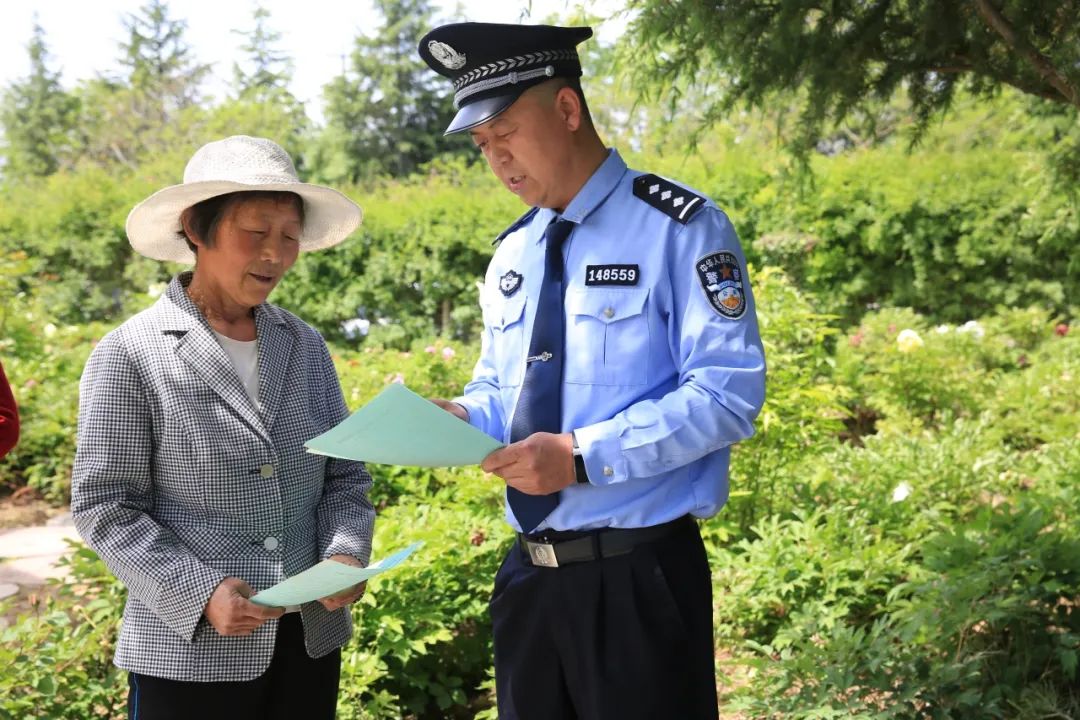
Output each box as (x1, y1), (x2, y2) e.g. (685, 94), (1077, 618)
(71, 273), (375, 682)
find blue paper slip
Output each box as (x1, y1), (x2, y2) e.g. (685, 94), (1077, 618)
(304, 383), (504, 467)
(249, 542), (423, 607)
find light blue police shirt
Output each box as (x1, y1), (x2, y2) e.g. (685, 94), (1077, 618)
(454, 149), (766, 532)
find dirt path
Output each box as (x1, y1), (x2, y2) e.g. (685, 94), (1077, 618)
(0, 505), (78, 625)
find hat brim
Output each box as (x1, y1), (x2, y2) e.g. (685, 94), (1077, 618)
(126, 180), (363, 264)
(445, 93), (519, 135)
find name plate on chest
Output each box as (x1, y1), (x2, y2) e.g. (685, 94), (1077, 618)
(585, 264), (640, 286)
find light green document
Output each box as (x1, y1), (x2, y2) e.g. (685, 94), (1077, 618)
(305, 383), (504, 466)
(250, 542), (423, 607)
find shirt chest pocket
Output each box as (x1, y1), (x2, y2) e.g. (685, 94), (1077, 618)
(564, 288), (651, 386)
(482, 294), (528, 388)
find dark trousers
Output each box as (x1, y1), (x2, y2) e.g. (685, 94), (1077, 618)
(491, 518), (719, 720)
(127, 614), (340, 720)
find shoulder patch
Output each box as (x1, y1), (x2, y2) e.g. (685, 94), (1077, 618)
(632, 174), (706, 224)
(696, 251), (747, 319)
(494, 206), (540, 245)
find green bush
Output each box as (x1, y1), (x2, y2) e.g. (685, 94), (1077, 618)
(767, 147), (1078, 324)
(275, 157), (521, 346)
(2, 248), (1077, 717)
(727, 490), (1080, 719)
(835, 307), (998, 431)
(0, 252), (119, 498)
(0, 542), (127, 720)
(724, 266), (848, 532)
(892, 496), (1080, 718)
(714, 311), (1080, 718)
(4, 95), (1077, 343)
(338, 472), (510, 719)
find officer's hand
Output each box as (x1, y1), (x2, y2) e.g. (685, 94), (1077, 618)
(430, 398), (469, 422)
(317, 554), (367, 611)
(482, 432), (576, 495)
(204, 576), (284, 637)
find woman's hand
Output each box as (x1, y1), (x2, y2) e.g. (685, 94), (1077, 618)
(318, 554), (367, 611)
(204, 577), (284, 636)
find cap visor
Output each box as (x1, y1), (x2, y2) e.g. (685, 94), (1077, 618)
(445, 94), (518, 135)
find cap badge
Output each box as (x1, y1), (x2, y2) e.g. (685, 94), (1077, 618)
(429, 40), (467, 70)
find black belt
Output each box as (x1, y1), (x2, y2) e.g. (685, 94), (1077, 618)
(517, 515), (693, 568)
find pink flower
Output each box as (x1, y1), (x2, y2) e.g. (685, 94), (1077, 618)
(391, 372), (405, 385)
(1055, 323), (1069, 337)
(424, 345), (437, 354)
(442, 347), (456, 359)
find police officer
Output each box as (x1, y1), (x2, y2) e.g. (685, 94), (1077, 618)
(420, 22), (766, 719)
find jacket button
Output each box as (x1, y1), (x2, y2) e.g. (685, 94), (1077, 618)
(603, 466), (614, 476)
(603, 307), (615, 319)
(259, 464), (274, 478)
(263, 536), (279, 551)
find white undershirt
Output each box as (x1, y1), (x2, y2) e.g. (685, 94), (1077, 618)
(213, 330), (261, 410)
(213, 330), (298, 611)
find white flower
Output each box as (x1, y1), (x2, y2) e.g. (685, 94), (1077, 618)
(442, 347), (456, 359)
(43, 323), (58, 338)
(891, 482), (912, 503)
(958, 320), (985, 339)
(341, 318), (370, 340)
(896, 329), (924, 353)
(934, 324), (951, 334)
(391, 372), (405, 385)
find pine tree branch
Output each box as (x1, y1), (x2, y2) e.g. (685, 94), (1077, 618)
(929, 59), (1063, 102)
(970, 0), (1080, 108)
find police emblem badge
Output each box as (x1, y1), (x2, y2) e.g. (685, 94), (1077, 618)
(427, 40), (467, 70)
(499, 270), (523, 297)
(696, 251), (746, 319)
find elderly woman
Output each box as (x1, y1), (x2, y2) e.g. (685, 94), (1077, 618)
(71, 135), (374, 720)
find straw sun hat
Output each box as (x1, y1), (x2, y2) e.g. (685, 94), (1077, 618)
(126, 135), (362, 264)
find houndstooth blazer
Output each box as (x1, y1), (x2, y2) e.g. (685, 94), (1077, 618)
(71, 272), (375, 682)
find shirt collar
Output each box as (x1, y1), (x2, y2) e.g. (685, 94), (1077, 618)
(530, 148), (628, 244)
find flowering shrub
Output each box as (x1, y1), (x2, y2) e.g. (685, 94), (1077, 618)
(2, 264), (1077, 717)
(836, 308), (1000, 431)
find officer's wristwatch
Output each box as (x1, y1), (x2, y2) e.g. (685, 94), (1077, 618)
(571, 432), (589, 484)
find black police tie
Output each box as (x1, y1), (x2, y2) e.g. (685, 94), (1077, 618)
(507, 218), (575, 533)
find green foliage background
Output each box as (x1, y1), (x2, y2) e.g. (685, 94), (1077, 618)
(2, 2), (1079, 718)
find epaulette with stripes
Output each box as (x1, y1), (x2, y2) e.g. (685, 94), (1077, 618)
(632, 174), (707, 224)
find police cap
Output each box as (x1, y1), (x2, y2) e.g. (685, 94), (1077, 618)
(419, 22), (593, 135)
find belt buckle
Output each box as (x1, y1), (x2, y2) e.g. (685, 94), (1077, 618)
(525, 540), (559, 568)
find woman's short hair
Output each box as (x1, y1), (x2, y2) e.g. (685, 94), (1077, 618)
(178, 190), (306, 254)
